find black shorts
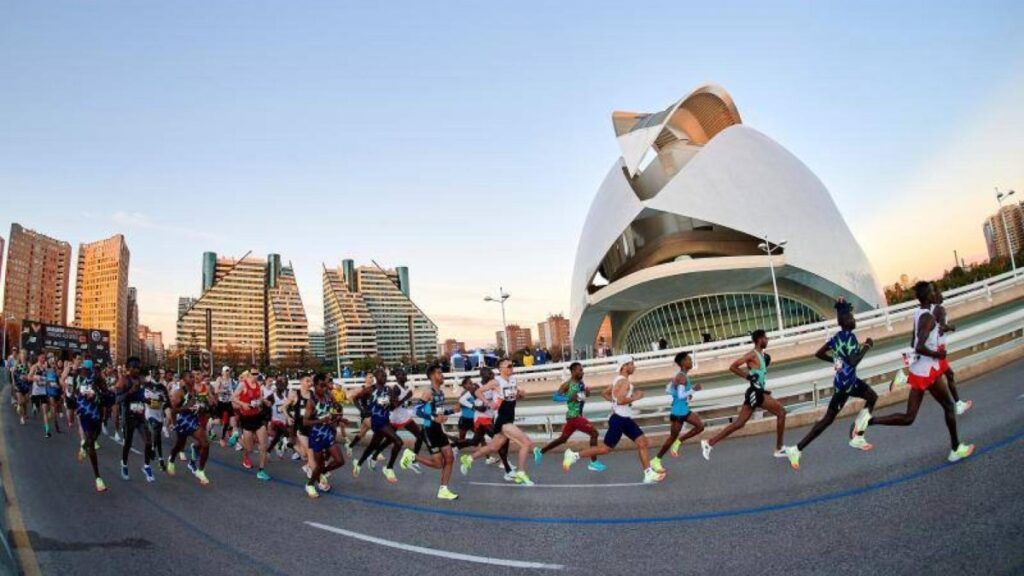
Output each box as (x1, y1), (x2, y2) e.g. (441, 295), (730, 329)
(31, 394), (48, 408)
(457, 416), (474, 432)
(358, 407), (372, 421)
(828, 379), (873, 413)
(744, 386), (768, 409)
(64, 395), (78, 410)
(669, 413), (690, 423)
(423, 424), (450, 453)
(239, 414), (264, 432)
(216, 401), (234, 419)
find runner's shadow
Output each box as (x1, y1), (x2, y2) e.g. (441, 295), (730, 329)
(22, 531), (153, 551)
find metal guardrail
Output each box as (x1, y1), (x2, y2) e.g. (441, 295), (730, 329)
(333, 306), (1024, 441)
(329, 270), (1024, 390)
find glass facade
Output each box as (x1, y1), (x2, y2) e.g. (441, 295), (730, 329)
(622, 293), (824, 353)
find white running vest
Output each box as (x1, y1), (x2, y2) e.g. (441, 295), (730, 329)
(909, 306), (940, 377)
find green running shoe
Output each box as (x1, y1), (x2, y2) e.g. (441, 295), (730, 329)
(437, 486), (459, 500)
(670, 439), (683, 458)
(650, 456), (665, 473)
(400, 448), (416, 470)
(947, 443), (975, 463)
(459, 453), (473, 475)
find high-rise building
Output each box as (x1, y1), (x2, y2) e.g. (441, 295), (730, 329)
(177, 296), (196, 320)
(3, 223), (72, 326)
(74, 234), (130, 363)
(323, 260), (438, 365)
(498, 324), (532, 352)
(308, 331), (326, 361)
(176, 252), (309, 367)
(138, 324), (166, 367)
(441, 338), (465, 358)
(984, 202), (1024, 260)
(537, 314), (571, 351)
(127, 287), (140, 359)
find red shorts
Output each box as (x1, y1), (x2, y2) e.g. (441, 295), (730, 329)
(908, 367), (940, 391)
(937, 345), (950, 374)
(392, 420), (409, 430)
(474, 417), (493, 431)
(561, 416), (595, 437)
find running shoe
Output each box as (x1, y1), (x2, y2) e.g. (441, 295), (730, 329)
(242, 454), (253, 470)
(120, 462), (129, 480)
(166, 461), (176, 476)
(179, 451), (187, 461)
(587, 460), (607, 472)
(158, 459), (167, 472)
(305, 485), (319, 499)
(190, 445), (198, 461)
(256, 470), (271, 481)
(351, 462), (361, 478)
(45, 431), (52, 439)
(853, 409), (872, 437)
(317, 479), (331, 492)
(533, 446), (543, 465)
(650, 456), (665, 474)
(514, 471), (534, 486)
(437, 486), (459, 500)
(227, 430), (240, 447)
(784, 446), (801, 470)
(368, 458), (378, 471)
(562, 449), (579, 472)
(95, 477), (108, 492)
(503, 469), (517, 482)
(772, 448), (788, 459)
(302, 464), (312, 478)
(409, 462), (423, 475)
(382, 467), (398, 484)
(187, 460), (198, 474)
(700, 439), (712, 461)
(459, 454), (473, 475)
(955, 400), (973, 416)
(233, 443), (243, 452)
(670, 438), (683, 458)
(113, 432), (123, 444)
(77, 446), (86, 462)
(848, 436), (873, 451)
(947, 443), (976, 463)
(485, 456), (499, 465)
(194, 470), (210, 485)
(643, 467), (666, 484)
(399, 448), (416, 470)
(143, 465), (155, 483)
(290, 452), (301, 461)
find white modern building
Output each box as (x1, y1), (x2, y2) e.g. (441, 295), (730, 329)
(570, 85), (885, 353)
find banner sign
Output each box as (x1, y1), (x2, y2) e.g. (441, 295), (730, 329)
(20, 321), (112, 365)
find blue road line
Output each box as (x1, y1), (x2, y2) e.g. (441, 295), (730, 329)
(206, 426), (1024, 526)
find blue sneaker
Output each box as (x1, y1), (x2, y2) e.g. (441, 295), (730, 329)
(143, 465), (155, 483)
(533, 446), (543, 465)
(187, 460), (197, 475)
(120, 462), (129, 480)
(587, 460), (607, 472)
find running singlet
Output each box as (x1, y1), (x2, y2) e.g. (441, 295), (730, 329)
(667, 372), (693, 416)
(270, 391), (288, 424)
(193, 384), (212, 413)
(238, 383), (263, 417)
(610, 376), (634, 418)
(458, 391), (476, 420)
(494, 376), (518, 425)
(30, 366), (47, 397)
(475, 389), (497, 424)
(389, 384), (414, 424)
(216, 378), (235, 403)
(174, 392), (201, 436)
(124, 378), (146, 419)
(909, 307), (940, 377)
(144, 382), (169, 422)
(826, 330), (861, 390)
(564, 379), (587, 419)
(75, 376), (103, 425)
(292, 391), (311, 433)
(356, 388), (372, 417)
(308, 394), (335, 452)
(749, 352), (767, 390)
(370, 386), (393, 420)
(12, 363), (30, 394)
(416, 387), (450, 428)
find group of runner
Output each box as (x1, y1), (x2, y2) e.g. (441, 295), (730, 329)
(4, 286), (974, 499)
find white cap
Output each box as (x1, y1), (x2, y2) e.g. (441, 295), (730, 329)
(615, 355), (635, 372)
(222, 366), (231, 373)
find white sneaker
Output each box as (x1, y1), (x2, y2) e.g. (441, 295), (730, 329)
(302, 465), (312, 479)
(955, 400), (973, 416)
(409, 462), (423, 475)
(642, 467), (666, 484)
(853, 408), (872, 437)
(562, 449), (579, 472)
(485, 456), (499, 466)
(503, 470), (517, 482)
(773, 447), (788, 459)
(234, 443), (243, 452)
(113, 432), (123, 444)
(700, 440), (712, 461)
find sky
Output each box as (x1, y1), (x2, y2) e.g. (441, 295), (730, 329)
(1, 1), (1023, 347)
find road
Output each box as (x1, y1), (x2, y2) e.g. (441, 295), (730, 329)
(3, 359), (1023, 575)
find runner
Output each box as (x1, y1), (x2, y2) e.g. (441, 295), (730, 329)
(117, 357), (151, 481)
(143, 369), (170, 476)
(454, 377), (484, 449)
(233, 371), (272, 480)
(11, 350), (30, 425)
(932, 284), (971, 415)
(167, 375), (212, 485)
(537, 362), (606, 471)
(345, 374), (375, 457)
(459, 359), (536, 486)
(783, 307), (878, 470)
(369, 368), (424, 474)
(863, 281), (975, 461)
(44, 356), (63, 434)
(215, 366), (238, 447)
(353, 368), (403, 483)
(562, 356), (665, 484)
(60, 356), (80, 437)
(651, 351), (705, 473)
(28, 354), (54, 437)
(400, 364), (459, 500)
(74, 361), (110, 492)
(700, 330), (789, 460)
(303, 373), (347, 498)
(285, 376), (313, 473)
(465, 367), (514, 479)
(267, 377), (291, 458)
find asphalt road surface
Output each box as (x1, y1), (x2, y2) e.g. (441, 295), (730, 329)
(3, 359), (1023, 575)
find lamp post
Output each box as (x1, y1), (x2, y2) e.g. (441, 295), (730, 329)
(757, 236), (788, 334)
(484, 287), (511, 356)
(996, 188), (1018, 274)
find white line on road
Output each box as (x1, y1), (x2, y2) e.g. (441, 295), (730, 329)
(305, 521), (565, 570)
(469, 481), (650, 488)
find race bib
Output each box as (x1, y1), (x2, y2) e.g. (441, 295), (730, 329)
(130, 402), (145, 414)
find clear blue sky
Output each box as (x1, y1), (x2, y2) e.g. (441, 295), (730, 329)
(2, 1), (1022, 346)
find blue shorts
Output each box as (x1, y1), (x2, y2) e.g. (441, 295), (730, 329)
(46, 385), (61, 398)
(371, 414), (391, 432)
(174, 412), (200, 437)
(309, 425), (336, 453)
(604, 414), (643, 448)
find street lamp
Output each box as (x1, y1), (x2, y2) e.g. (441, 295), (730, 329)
(996, 188), (1018, 274)
(757, 236), (788, 334)
(484, 287), (511, 356)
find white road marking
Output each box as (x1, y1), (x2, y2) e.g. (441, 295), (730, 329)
(305, 521), (565, 570)
(469, 481), (650, 488)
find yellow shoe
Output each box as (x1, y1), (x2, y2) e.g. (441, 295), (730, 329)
(670, 439), (682, 458)
(95, 477), (108, 492)
(650, 456), (665, 474)
(194, 470), (210, 485)
(305, 484), (319, 499)
(437, 486), (459, 500)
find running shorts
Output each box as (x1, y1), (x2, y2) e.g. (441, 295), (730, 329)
(174, 412), (200, 436)
(308, 424), (336, 453)
(828, 379), (873, 413)
(669, 412), (691, 423)
(239, 414), (264, 432)
(217, 401), (234, 420)
(423, 424), (450, 453)
(31, 394), (48, 408)
(358, 406), (372, 421)
(908, 367), (940, 391)
(744, 386), (766, 409)
(458, 416), (474, 432)
(561, 416), (595, 437)
(370, 414), (391, 433)
(80, 415), (101, 435)
(46, 385), (61, 398)
(64, 395), (78, 410)
(474, 417), (493, 432)
(603, 414), (643, 448)
(492, 413), (515, 435)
